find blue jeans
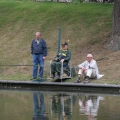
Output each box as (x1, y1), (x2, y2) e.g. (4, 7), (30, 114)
(33, 92), (45, 118)
(32, 54), (44, 78)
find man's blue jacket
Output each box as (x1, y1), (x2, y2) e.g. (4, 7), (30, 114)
(31, 38), (47, 56)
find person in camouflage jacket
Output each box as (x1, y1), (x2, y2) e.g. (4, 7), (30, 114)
(50, 42), (71, 79)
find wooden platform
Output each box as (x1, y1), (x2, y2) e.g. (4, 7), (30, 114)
(0, 79), (120, 94)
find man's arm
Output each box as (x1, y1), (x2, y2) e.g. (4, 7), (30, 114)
(78, 61), (86, 69)
(31, 40), (34, 54)
(43, 40), (47, 57)
(64, 50), (71, 61)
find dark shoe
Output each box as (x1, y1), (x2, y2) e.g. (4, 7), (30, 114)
(74, 77), (81, 83)
(74, 80), (81, 83)
(55, 72), (60, 79)
(50, 74), (55, 79)
(30, 77), (37, 80)
(55, 75), (60, 79)
(84, 76), (89, 84)
(38, 76), (42, 79)
(57, 72), (60, 76)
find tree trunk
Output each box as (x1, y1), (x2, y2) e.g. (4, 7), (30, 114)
(105, 0), (120, 51)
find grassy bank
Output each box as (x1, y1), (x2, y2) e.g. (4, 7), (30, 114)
(0, 0), (116, 83)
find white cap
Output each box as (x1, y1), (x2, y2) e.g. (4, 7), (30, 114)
(87, 54), (93, 58)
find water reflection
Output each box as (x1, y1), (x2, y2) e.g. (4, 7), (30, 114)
(49, 93), (105, 120)
(78, 95), (104, 120)
(50, 93), (77, 120)
(33, 92), (49, 120)
(1, 90), (120, 120)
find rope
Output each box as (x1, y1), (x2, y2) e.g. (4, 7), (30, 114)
(0, 61), (50, 67)
(0, 64), (44, 66)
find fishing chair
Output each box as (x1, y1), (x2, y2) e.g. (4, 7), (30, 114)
(50, 60), (73, 80)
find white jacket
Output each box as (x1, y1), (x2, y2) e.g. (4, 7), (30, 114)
(78, 59), (104, 79)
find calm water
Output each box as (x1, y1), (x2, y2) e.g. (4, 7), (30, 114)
(0, 89), (120, 120)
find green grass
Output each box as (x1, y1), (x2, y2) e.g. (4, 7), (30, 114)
(0, 0), (114, 81)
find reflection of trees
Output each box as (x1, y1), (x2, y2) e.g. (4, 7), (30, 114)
(50, 94), (76, 120)
(78, 94), (104, 120)
(33, 92), (49, 120)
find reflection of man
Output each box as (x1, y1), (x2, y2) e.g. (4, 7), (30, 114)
(50, 94), (72, 120)
(33, 92), (49, 120)
(79, 95), (104, 120)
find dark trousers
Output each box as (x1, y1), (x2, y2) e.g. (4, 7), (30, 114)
(51, 61), (61, 75)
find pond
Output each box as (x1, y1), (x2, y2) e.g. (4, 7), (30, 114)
(0, 89), (120, 120)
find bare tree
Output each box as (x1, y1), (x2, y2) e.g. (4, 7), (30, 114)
(105, 0), (120, 51)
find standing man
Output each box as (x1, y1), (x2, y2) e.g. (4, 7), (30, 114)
(31, 32), (47, 80)
(74, 54), (104, 83)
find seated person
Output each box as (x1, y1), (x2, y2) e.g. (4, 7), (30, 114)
(50, 42), (71, 79)
(74, 54), (104, 83)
